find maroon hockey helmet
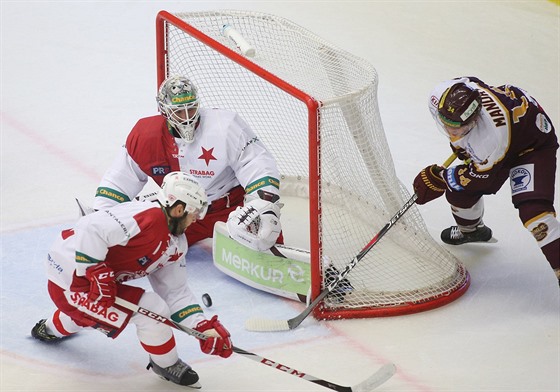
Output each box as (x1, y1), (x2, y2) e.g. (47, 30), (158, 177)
(438, 83), (482, 128)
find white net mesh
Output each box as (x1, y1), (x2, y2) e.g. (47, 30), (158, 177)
(161, 10), (469, 316)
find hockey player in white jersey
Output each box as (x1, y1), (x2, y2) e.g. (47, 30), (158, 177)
(31, 172), (233, 388)
(93, 75), (282, 252)
(413, 77), (559, 282)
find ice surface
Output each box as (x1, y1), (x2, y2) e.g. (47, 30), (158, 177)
(1, 1), (558, 391)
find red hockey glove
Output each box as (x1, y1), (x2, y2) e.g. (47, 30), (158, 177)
(83, 263), (117, 308)
(194, 315), (233, 358)
(413, 164), (447, 205)
(70, 272), (90, 293)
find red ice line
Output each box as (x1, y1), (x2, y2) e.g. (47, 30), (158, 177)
(1, 111), (101, 181)
(328, 321), (432, 392)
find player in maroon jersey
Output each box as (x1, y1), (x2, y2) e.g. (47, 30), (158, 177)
(413, 77), (559, 283)
(31, 172), (233, 388)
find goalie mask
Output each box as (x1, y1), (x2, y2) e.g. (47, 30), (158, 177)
(157, 171), (208, 220)
(157, 76), (200, 143)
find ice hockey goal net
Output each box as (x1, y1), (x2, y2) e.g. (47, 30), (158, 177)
(156, 10), (469, 319)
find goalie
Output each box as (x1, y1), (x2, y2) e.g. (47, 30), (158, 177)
(93, 75), (283, 249)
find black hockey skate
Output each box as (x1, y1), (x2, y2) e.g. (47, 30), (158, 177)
(441, 224), (493, 245)
(147, 358), (201, 389)
(324, 265), (354, 303)
(31, 319), (63, 342)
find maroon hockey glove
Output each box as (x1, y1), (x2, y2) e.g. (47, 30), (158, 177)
(449, 143), (470, 161)
(413, 164), (447, 205)
(83, 263), (117, 308)
(195, 315), (233, 358)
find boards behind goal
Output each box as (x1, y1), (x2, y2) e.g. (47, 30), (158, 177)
(156, 10), (469, 319)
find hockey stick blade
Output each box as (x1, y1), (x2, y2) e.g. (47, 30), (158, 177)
(75, 198), (95, 217)
(245, 279), (334, 331)
(246, 153), (457, 332)
(244, 317), (290, 332)
(351, 363), (397, 392)
(114, 298), (396, 392)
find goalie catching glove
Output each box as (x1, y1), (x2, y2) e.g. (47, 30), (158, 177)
(226, 196), (282, 251)
(194, 315), (233, 358)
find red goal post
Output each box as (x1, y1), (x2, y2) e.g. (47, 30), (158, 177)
(155, 10), (470, 320)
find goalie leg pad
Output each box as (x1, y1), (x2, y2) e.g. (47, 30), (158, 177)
(213, 222), (310, 302)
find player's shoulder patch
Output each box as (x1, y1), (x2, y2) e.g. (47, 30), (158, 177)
(535, 113), (552, 134)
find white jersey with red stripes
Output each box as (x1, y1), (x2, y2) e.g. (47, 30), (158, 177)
(93, 108), (280, 210)
(46, 200), (204, 327)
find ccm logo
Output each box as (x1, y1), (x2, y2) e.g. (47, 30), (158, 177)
(98, 271), (115, 280)
(138, 308), (168, 323)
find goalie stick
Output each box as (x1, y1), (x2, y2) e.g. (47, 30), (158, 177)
(114, 297), (396, 392)
(245, 153), (457, 332)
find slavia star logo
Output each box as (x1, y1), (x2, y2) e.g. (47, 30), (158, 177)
(198, 147), (217, 166)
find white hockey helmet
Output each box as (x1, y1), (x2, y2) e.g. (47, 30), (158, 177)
(157, 75), (200, 143)
(157, 172), (208, 219)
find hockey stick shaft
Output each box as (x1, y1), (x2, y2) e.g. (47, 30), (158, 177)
(352, 152), (457, 261)
(246, 153), (457, 331)
(114, 297), (395, 392)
